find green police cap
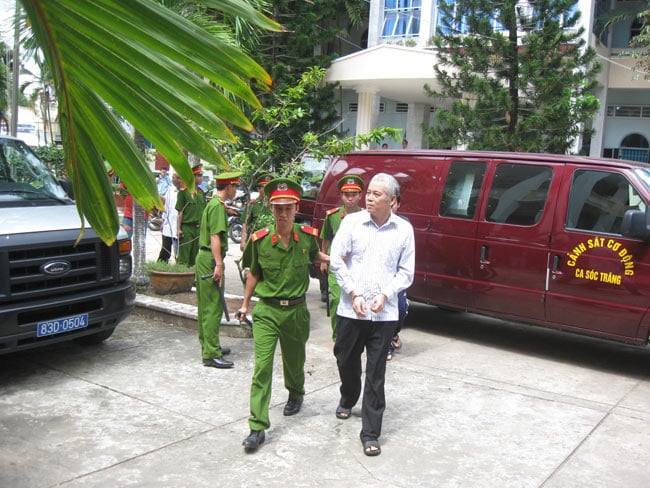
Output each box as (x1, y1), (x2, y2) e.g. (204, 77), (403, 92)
(256, 173), (273, 186)
(266, 177), (302, 204)
(337, 174), (364, 192)
(215, 171), (242, 185)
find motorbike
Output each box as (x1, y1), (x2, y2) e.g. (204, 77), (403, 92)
(226, 201), (243, 243)
(148, 209), (163, 232)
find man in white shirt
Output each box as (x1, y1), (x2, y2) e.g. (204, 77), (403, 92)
(158, 173), (181, 262)
(329, 172), (415, 457)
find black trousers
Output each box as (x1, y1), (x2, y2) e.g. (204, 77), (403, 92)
(157, 235), (174, 262)
(334, 315), (396, 441)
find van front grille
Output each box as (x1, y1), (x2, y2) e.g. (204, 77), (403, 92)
(4, 238), (116, 301)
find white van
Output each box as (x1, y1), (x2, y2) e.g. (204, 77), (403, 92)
(0, 136), (135, 354)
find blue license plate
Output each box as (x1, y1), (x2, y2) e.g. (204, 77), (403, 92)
(37, 313), (89, 337)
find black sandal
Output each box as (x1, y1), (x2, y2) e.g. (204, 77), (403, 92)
(335, 405), (351, 419)
(363, 439), (381, 456)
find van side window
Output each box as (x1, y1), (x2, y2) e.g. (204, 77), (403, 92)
(440, 161), (486, 218)
(486, 164), (552, 226)
(567, 170), (645, 235)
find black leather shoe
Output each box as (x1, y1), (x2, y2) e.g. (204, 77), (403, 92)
(243, 430), (265, 451)
(220, 347), (231, 356)
(202, 357), (234, 369)
(283, 396), (303, 416)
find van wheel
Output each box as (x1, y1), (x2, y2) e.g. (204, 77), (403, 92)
(75, 328), (115, 345)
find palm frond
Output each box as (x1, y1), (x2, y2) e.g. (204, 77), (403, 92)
(20, 0), (281, 243)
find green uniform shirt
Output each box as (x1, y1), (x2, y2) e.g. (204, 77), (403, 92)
(320, 206), (361, 253)
(248, 224), (319, 298)
(242, 200), (273, 233)
(175, 188), (206, 224)
(198, 197), (228, 255)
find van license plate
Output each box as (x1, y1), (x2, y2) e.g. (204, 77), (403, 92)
(37, 313), (89, 337)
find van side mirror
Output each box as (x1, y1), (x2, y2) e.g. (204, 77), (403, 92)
(621, 208), (650, 241)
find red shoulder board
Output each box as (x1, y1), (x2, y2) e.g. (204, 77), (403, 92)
(326, 207), (340, 216)
(300, 225), (319, 237)
(251, 228), (270, 242)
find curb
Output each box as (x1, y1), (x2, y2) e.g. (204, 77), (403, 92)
(134, 293), (253, 338)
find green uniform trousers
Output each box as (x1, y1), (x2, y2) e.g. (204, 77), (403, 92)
(195, 249), (225, 359)
(178, 224), (200, 266)
(328, 271), (341, 341)
(248, 300), (310, 431)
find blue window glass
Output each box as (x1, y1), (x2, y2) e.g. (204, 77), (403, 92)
(436, 0), (469, 35)
(382, 0), (421, 38)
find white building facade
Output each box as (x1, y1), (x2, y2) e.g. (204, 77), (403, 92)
(325, 0), (650, 160)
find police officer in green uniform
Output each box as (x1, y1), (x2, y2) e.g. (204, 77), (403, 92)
(320, 174), (364, 340)
(237, 178), (329, 452)
(195, 171), (241, 369)
(175, 165), (207, 266)
(240, 173), (274, 251)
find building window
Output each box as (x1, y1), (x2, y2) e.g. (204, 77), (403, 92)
(620, 133), (650, 163)
(437, 1), (579, 36)
(631, 17), (643, 40)
(382, 0), (422, 39)
(379, 102), (385, 112)
(349, 103), (358, 113)
(396, 102), (409, 113)
(607, 105), (650, 118)
(593, 0), (610, 44)
(436, 0), (469, 35)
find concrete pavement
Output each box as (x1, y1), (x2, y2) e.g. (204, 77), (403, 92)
(1, 230), (650, 487)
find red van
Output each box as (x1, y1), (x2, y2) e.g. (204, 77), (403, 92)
(312, 150), (650, 345)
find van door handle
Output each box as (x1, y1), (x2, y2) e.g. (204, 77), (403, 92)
(552, 255), (562, 275)
(480, 245), (490, 267)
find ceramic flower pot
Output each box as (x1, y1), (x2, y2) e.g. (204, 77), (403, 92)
(149, 270), (195, 294)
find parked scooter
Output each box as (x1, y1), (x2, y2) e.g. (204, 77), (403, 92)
(226, 201), (243, 243)
(148, 209), (163, 232)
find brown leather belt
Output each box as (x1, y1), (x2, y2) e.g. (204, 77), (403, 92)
(182, 222), (200, 228)
(262, 296), (306, 307)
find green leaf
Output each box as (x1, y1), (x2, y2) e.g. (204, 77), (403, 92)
(21, 0), (275, 243)
(202, 0), (284, 34)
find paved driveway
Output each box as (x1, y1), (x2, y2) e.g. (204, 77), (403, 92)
(2, 235), (650, 487)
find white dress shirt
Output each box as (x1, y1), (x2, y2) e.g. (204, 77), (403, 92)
(330, 209), (415, 322)
(162, 185), (179, 238)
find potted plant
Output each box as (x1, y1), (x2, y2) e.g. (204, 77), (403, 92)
(144, 261), (195, 295)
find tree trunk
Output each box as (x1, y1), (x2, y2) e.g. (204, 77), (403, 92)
(188, 152), (200, 166)
(41, 89), (49, 145)
(132, 130), (149, 286)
